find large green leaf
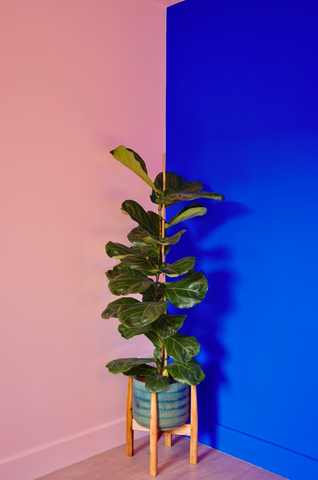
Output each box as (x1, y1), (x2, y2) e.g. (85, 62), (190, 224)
(152, 313), (186, 338)
(108, 274), (153, 296)
(121, 200), (158, 237)
(150, 171), (186, 205)
(147, 210), (160, 232)
(166, 358), (205, 385)
(178, 180), (204, 193)
(145, 329), (161, 348)
(117, 301), (168, 328)
(106, 241), (143, 259)
(137, 242), (160, 259)
(120, 256), (159, 275)
(153, 346), (162, 364)
(123, 364), (157, 377)
(106, 241), (159, 275)
(160, 257), (196, 277)
(145, 375), (170, 393)
(149, 230), (186, 246)
(159, 272), (208, 309)
(106, 357), (155, 375)
(183, 267), (196, 278)
(127, 226), (151, 248)
(141, 285), (162, 303)
(118, 323), (151, 340)
(105, 263), (144, 280)
(127, 226), (161, 256)
(126, 147), (148, 174)
(127, 225), (184, 247)
(166, 204), (207, 229)
(158, 190), (225, 205)
(164, 333), (200, 364)
(150, 172), (203, 207)
(101, 297), (139, 319)
(110, 145), (160, 193)
(151, 173), (205, 206)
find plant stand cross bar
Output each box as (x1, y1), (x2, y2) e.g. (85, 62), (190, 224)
(126, 377), (198, 476)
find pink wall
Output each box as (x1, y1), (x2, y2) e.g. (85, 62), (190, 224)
(0, 1), (166, 478)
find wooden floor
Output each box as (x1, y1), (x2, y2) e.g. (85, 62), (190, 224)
(35, 435), (288, 480)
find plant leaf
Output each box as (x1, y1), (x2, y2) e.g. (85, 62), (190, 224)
(150, 173), (205, 206)
(108, 274), (153, 296)
(106, 241), (143, 259)
(158, 190), (225, 205)
(123, 364), (157, 377)
(145, 330), (161, 348)
(166, 204), (207, 229)
(164, 333), (200, 364)
(128, 226), (170, 257)
(160, 256), (196, 277)
(183, 267), (196, 278)
(178, 180), (204, 193)
(126, 147), (148, 174)
(120, 256), (159, 275)
(106, 263), (144, 280)
(147, 210), (160, 232)
(152, 314), (186, 338)
(127, 225), (184, 247)
(101, 297), (139, 319)
(141, 284), (162, 303)
(159, 272), (208, 309)
(110, 145), (160, 192)
(127, 226), (151, 248)
(106, 357), (155, 374)
(118, 323), (152, 340)
(153, 346), (162, 364)
(147, 230), (186, 246)
(150, 171), (186, 205)
(121, 200), (158, 237)
(166, 358), (205, 385)
(145, 375), (170, 393)
(117, 301), (168, 328)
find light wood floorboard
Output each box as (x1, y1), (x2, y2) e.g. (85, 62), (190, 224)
(35, 435), (288, 480)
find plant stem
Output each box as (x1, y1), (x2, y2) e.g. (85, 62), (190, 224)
(159, 340), (165, 375)
(161, 155), (168, 371)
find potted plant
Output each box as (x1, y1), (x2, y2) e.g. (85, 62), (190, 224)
(102, 145), (224, 430)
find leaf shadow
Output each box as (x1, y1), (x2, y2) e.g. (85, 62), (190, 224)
(167, 200), (250, 448)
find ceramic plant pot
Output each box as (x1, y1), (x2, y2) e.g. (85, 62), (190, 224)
(132, 377), (189, 431)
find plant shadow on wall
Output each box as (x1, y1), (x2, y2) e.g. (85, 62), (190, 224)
(167, 199), (249, 448)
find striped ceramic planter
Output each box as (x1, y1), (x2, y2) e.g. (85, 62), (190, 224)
(132, 377), (189, 431)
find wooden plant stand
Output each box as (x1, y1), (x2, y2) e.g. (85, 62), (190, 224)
(126, 377), (198, 477)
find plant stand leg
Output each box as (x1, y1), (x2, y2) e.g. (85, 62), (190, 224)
(150, 392), (158, 476)
(126, 377), (133, 457)
(165, 432), (172, 447)
(190, 385), (198, 465)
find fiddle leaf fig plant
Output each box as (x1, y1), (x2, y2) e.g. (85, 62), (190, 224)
(102, 145), (224, 393)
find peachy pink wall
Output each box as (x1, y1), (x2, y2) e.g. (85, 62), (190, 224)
(0, 1), (166, 478)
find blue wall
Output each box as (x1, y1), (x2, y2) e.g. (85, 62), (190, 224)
(166, 1), (318, 479)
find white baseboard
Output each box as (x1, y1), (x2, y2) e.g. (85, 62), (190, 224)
(0, 417), (146, 480)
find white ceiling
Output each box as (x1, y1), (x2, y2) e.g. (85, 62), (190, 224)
(149, 0), (185, 7)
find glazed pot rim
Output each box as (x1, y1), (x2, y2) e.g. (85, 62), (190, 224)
(133, 375), (178, 385)
(133, 376), (189, 392)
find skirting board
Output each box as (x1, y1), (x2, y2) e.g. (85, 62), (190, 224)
(198, 417), (318, 480)
(0, 418), (146, 480)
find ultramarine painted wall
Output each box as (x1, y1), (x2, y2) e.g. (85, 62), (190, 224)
(166, 1), (318, 479)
